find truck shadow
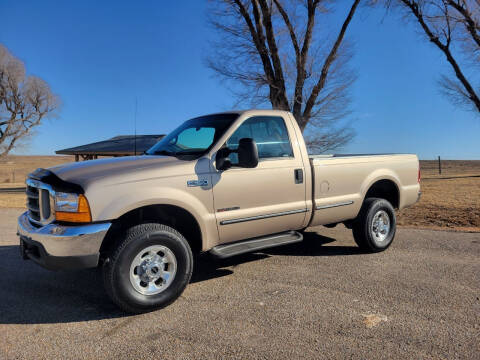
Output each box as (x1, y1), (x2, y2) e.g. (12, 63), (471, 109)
(0, 231), (361, 324)
(263, 231), (366, 256)
(191, 253), (268, 284)
(0, 245), (126, 324)
(191, 231), (365, 283)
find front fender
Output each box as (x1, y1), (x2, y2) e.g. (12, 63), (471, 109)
(87, 182), (218, 251)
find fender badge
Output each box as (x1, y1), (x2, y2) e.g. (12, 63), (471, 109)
(187, 179), (208, 187)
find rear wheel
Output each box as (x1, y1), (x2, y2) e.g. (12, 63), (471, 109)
(103, 223), (193, 313)
(352, 198), (396, 252)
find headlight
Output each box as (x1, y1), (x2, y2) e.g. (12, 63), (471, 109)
(55, 192), (79, 212)
(55, 192), (92, 223)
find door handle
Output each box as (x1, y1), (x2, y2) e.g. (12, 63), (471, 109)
(294, 169), (303, 184)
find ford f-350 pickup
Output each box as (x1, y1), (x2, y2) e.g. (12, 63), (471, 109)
(18, 110), (421, 313)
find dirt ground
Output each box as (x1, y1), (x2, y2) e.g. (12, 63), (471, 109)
(0, 156), (479, 232)
(0, 155), (73, 207)
(397, 160), (480, 232)
(0, 155), (74, 184)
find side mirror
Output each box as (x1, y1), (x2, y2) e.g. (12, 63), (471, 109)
(237, 138), (258, 168)
(215, 148), (232, 170)
(215, 138), (259, 171)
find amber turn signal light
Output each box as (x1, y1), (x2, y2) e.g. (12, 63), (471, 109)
(56, 194), (92, 223)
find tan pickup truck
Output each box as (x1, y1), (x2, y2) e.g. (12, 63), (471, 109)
(18, 109), (421, 313)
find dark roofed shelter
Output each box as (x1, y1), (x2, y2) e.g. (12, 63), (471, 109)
(56, 135), (165, 161)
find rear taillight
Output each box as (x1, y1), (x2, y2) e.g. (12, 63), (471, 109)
(418, 168), (421, 183)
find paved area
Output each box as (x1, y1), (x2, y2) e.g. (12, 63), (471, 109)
(0, 208), (479, 359)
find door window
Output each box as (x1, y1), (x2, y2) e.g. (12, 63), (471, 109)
(226, 116), (293, 162)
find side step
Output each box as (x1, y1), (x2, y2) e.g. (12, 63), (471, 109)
(209, 231), (303, 259)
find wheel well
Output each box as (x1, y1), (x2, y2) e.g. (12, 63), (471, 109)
(101, 204), (203, 256)
(364, 179), (399, 209)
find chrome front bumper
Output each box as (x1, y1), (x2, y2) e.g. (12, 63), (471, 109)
(17, 211), (111, 270)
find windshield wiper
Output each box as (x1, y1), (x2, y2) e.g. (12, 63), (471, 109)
(173, 151), (203, 155)
(150, 149), (204, 158)
(152, 150), (178, 157)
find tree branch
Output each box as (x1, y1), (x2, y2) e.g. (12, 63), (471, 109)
(257, 0), (290, 109)
(232, 0), (277, 88)
(273, 0), (300, 55)
(446, 0), (480, 48)
(400, 0), (480, 112)
(302, 0), (361, 125)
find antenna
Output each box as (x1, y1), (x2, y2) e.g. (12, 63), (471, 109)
(134, 97), (138, 156)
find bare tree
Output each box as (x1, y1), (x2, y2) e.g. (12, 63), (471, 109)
(207, 0), (361, 153)
(0, 44), (59, 157)
(379, 0), (480, 114)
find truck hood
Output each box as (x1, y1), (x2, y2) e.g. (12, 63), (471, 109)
(49, 155), (184, 187)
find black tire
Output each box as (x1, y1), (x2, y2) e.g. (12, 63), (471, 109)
(102, 223), (193, 313)
(352, 198), (396, 252)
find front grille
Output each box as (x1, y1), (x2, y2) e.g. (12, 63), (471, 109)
(26, 179), (54, 225)
(26, 185), (41, 221)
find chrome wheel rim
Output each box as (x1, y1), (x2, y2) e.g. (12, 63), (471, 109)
(129, 245), (177, 295)
(371, 210), (390, 242)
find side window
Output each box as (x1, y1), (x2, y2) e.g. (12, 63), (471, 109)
(226, 116), (294, 162)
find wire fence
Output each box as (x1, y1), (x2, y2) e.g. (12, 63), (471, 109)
(420, 158), (480, 177)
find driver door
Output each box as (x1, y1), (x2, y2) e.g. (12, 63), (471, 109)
(212, 115), (307, 244)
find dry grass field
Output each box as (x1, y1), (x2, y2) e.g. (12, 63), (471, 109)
(0, 155), (74, 184)
(397, 160), (480, 232)
(0, 155), (73, 208)
(0, 156), (479, 232)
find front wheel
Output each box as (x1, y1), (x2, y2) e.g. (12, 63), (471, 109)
(103, 223), (193, 313)
(352, 198), (396, 252)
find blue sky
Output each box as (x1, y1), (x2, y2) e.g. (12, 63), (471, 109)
(1, 0), (478, 159)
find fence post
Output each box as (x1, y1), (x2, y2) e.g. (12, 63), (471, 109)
(438, 156), (442, 175)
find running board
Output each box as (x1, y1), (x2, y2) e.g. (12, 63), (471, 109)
(209, 231), (303, 259)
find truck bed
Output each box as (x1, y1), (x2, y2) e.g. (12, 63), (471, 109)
(308, 153), (420, 227)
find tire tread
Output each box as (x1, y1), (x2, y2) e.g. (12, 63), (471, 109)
(352, 197), (396, 253)
(102, 223), (193, 313)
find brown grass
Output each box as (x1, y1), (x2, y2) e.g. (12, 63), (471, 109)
(397, 160), (480, 232)
(0, 155), (74, 184)
(0, 155), (73, 209)
(1, 156), (479, 232)
(0, 193), (25, 208)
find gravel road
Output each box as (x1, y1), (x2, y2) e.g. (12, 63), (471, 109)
(0, 208), (479, 359)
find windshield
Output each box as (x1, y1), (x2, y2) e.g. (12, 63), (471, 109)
(146, 113), (238, 158)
